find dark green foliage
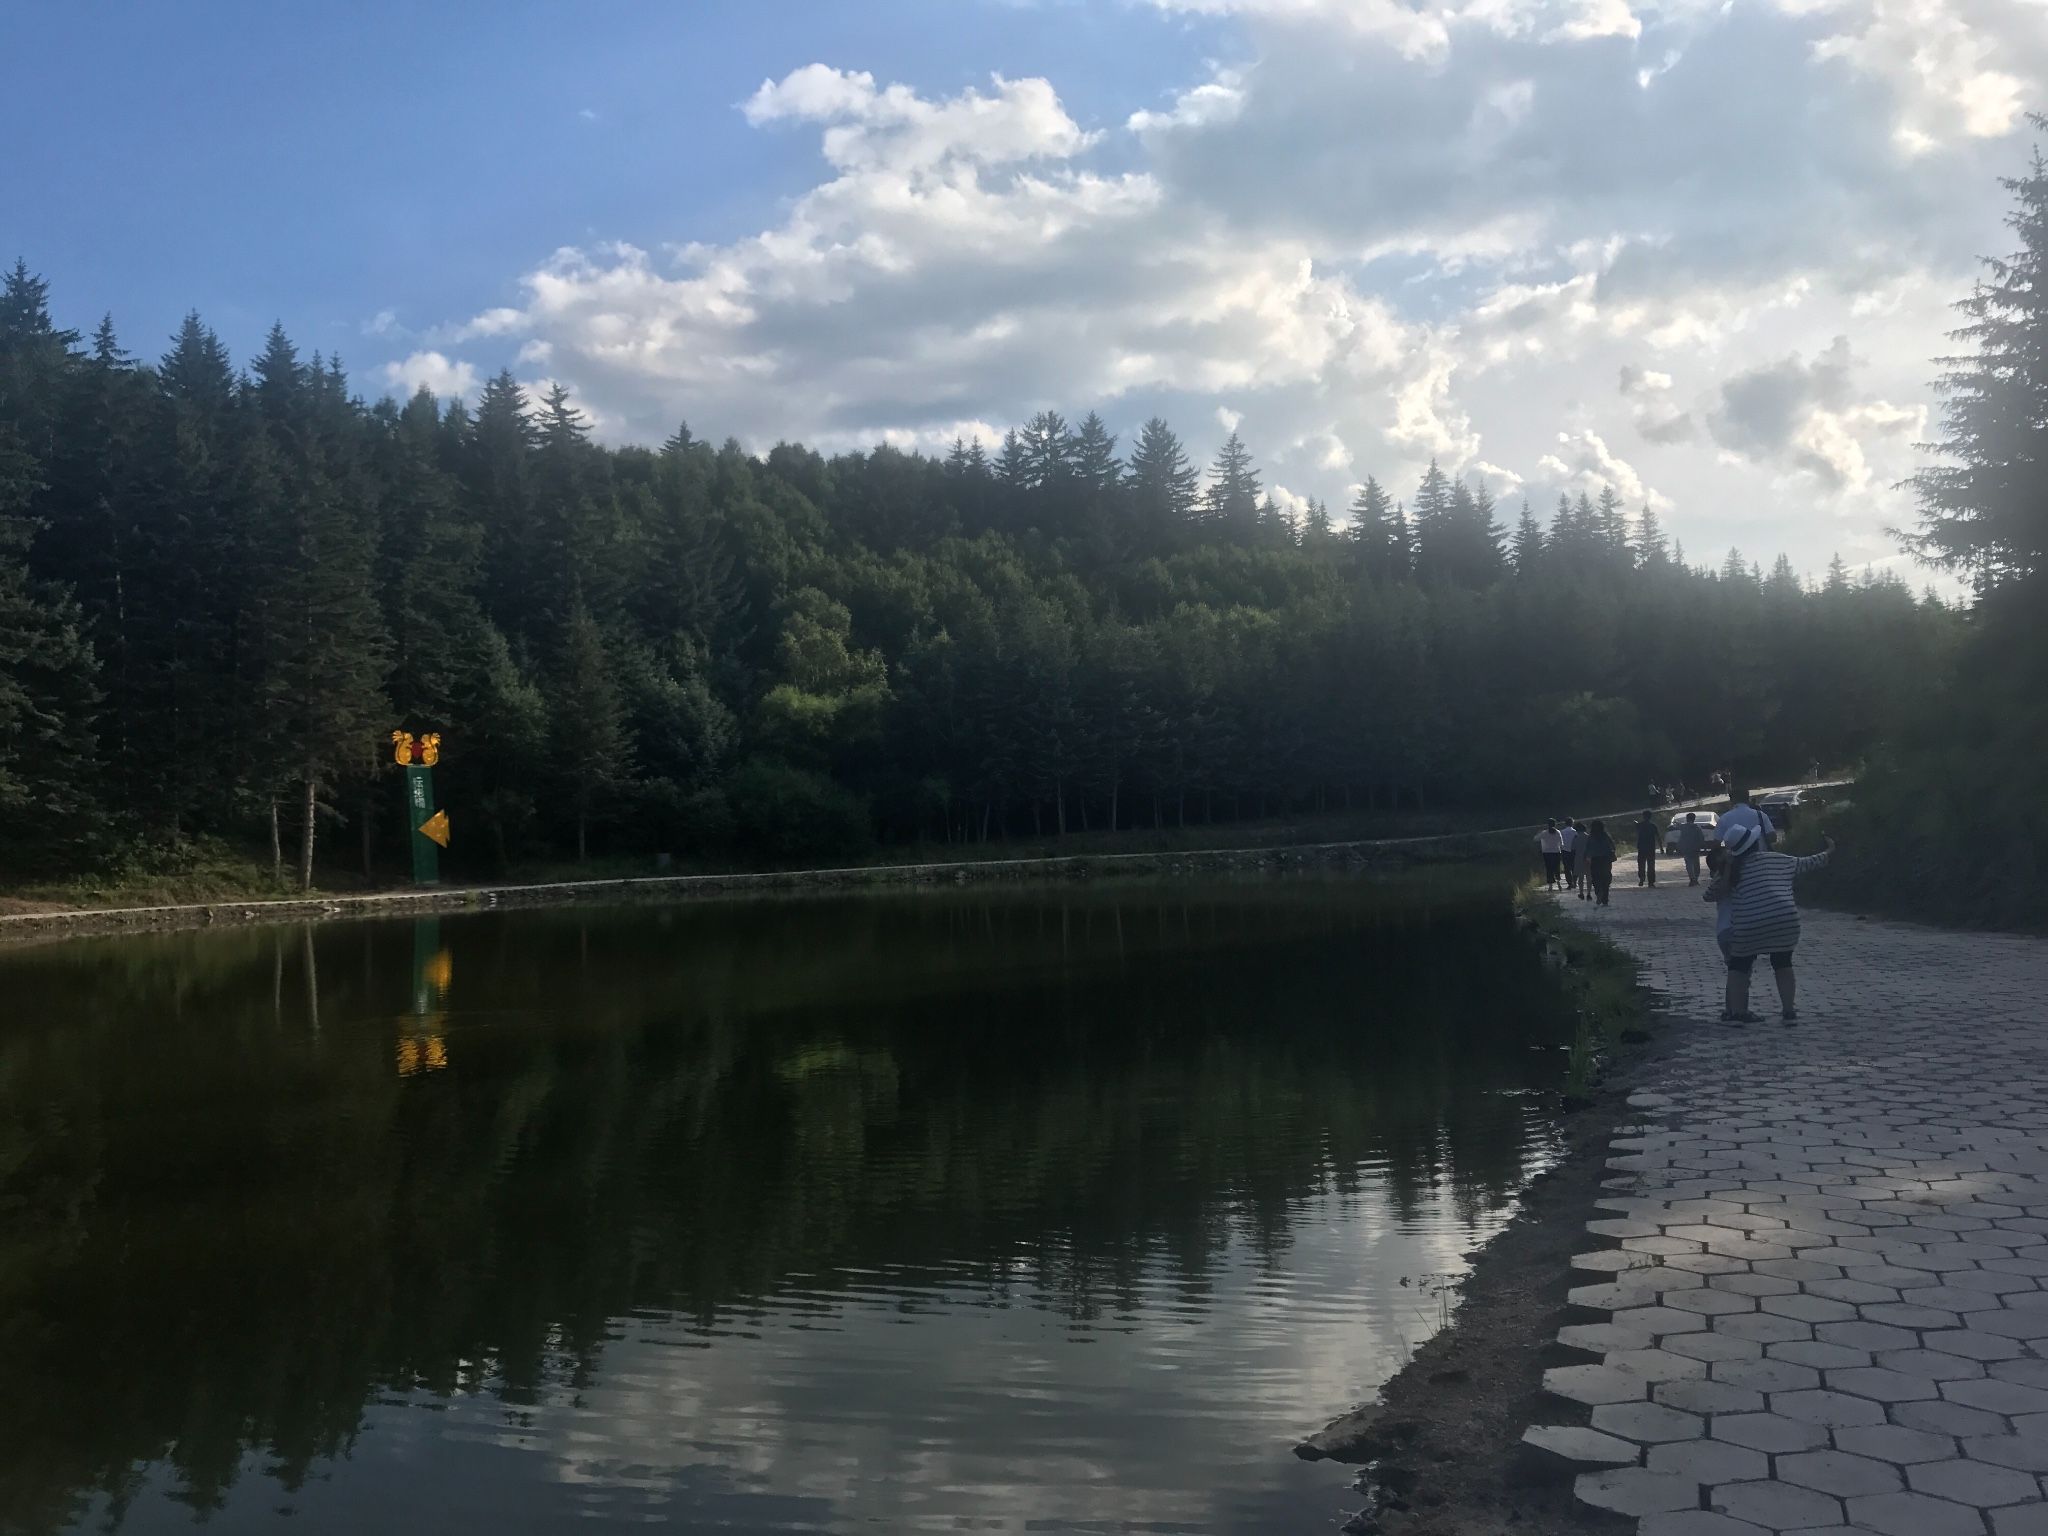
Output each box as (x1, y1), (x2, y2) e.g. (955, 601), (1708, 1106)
(0, 428), (102, 874)
(727, 759), (869, 860)
(549, 594), (634, 861)
(1823, 122), (2048, 929)
(1814, 574), (2044, 928)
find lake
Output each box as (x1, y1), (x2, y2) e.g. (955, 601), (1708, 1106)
(0, 874), (1572, 1535)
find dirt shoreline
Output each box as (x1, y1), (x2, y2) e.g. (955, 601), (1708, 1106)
(1297, 903), (1674, 1536)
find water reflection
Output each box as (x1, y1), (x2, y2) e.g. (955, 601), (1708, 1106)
(0, 875), (1572, 1534)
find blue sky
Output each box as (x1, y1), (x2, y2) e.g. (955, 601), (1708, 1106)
(9, 0), (2047, 580)
(7, 1), (1219, 365)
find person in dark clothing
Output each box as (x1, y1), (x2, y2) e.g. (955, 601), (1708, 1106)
(1585, 820), (1618, 906)
(1635, 810), (1660, 887)
(1676, 812), (1707, 885)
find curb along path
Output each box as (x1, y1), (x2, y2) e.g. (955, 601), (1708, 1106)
(0, 827), (1522, 944)
(1524, 874), (2048, 1534)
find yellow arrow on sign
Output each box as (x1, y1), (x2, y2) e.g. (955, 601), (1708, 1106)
(418, 809), (451, 848)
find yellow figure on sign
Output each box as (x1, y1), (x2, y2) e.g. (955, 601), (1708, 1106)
(391, 730), (415, 766)
(419, 732), (442, 766)
(418, 810), (452, 848)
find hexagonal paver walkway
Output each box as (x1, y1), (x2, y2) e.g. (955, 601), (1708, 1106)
(1526, 869), (2048, 1534)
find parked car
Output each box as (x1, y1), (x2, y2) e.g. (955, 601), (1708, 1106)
(1663, 810), (1720, 855)
(1757, 789), (1802, 830)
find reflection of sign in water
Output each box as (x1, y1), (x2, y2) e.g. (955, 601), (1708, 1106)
(422, 947), (453, 994)
(396, 1034), (449, 1077)
(400, 919), (452, 1075)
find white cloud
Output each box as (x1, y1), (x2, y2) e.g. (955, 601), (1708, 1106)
(455, 306), (527, 340)
(1804, 0), (2035, 153)
(743, 65), (1098, 172)
(413, 2), (2048, 576)
(1537, 427), (1670, 509)
(1702, 336), (1929, 492)
(1129, 71), (1248, 134)
(1268, 482), (1313, 515)
(381, 350), (478, 401)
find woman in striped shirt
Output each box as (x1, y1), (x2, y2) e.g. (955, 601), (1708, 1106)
(1704, 821), (1836, 1024)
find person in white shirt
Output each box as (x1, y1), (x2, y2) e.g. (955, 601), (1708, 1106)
(1719, 790), (1777, 849)
(1559, 819), (1581, 891)
(1535, 820), (1563, 888)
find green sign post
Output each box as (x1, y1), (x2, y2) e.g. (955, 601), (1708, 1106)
(392, 731), (449, 887)
(406, 764), (439, 886)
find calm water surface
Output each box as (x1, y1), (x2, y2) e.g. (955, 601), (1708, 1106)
(0, 875), (1572, 1535)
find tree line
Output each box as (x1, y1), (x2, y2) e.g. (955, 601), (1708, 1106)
(0, 263), (1957, 885)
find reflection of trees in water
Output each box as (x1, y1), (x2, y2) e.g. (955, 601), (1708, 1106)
(0, 877), (1570, 1532)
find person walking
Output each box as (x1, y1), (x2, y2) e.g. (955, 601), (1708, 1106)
(1704, 821), (1835, 1024)
(1676, 812), (1706, 886)
(1559, 819), (1580, 892)
(1584, 820), (1618, 906)
(1634, 810), (1660, 887)
(1720, 788), (1777, 850)
(1535, 820), (1563, 889)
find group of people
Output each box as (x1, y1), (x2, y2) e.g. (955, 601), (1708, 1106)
(1534, 810), (1665, 906)
(1534, 790), (1838, 1027)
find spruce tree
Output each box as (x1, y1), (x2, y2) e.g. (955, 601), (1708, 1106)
(1127, 417), (1200, 540)
(549, 592), (634, 861)
(532, 381), (625, 623)
(1408, 460), (1454, 580)
(1303, 497), (1333, 545)
(1072, 411), (1119, 497)
(467, 369), (540, 643)
(1019, 410), (1076, 495)
(1511, 498), (1544, 573)
(1349, 476), (1398, 580)
(1909, 115), (2048, 587)
(1465, 481), (1506, 584)
(995, 429), (1029, 490)
(1549, 492), (1578, 554)
(144, 313), (247, 836)
(1596, 485), (1631, 557)
(243, 325), (390, 888)
(1203, 432), (1262, 538)
(1636, 504), (1669, 567)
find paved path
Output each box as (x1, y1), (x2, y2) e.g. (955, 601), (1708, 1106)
(1523, 861), (2048, 1535)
